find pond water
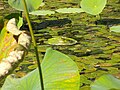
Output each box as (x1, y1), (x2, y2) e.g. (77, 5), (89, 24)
(0, 0), (120, 89)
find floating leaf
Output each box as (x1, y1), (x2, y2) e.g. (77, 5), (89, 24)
(110, 26), (120, 33)
(29, 10), (55, 16)
(28, 64), (37, 70)
(8, 0), (43, 12)
(80, 0), (107, 15)
(2, 48), (80, 90)
(55, 8), (84, 13)
(45, 36), (77, 45)
(91, 74), (120, 90)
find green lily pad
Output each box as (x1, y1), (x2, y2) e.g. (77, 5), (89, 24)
(110, 26), (120, 33)
(8, 0), (43, 12)
(80, 0), (107, 15)
(28, 64), (37, 70)
(29, 10), (55, 16)
(55, 8), (84, 13)
(91, 74), (120, 90)
(45, 36), (77, 45)
(1, 48), (80, 90)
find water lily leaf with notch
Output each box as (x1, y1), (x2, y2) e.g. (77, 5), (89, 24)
(2, 48), (80, 90)
(55, 8), (84, 13)
(91, 74), (120, 90)
(80, 0), (107, 15)
(8, 0), (43, 12)
(45, 36), (77, 45)
(110, 26), (120, 33)
(29, 10), (55, 16)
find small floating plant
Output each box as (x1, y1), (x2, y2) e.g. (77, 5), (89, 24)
(45, 36), (77, 45)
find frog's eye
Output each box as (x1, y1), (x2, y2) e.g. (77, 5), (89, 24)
(6, 18), (22, 35)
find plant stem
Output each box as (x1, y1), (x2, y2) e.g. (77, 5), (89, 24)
(96, 14), (102, 21)
(22, 0), (44, 90)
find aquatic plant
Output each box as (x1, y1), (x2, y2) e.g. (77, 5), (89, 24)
(8, 0), (84, 15)
(1, 0), (120, 90)
(55, 8), (84, 14)
(8, 0), (43, 12)
(0, 0), (80, 90)
(80, 0), (107, 15)
(8, 0), (55, 16)
(110, 25), (120, 33)
(91, 74), (120, 90)
(46, 36), (77, 45)
(8, 0), (107, 17)
(0, 18), (31, 86)
(1, 48), (80, 90)
(91, 25), (120, 90)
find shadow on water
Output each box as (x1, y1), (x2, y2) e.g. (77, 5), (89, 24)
(96, 18), (120, 26)
(22, 18), (72, 30)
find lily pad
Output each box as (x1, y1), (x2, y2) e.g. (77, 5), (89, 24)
(29, 10), (55, 16)
(55, 8), (84, 13)
(8, 0), (43, 12)
(91, 74), (120, 90)
(45, 36), (77, 45)
(110, 26), (120, 33)
(80, 0), (107, 15)
(1, 48), (80, 90)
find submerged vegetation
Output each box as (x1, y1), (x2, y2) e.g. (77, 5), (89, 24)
(0, 0), (120, 90)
